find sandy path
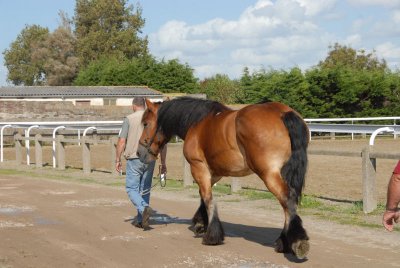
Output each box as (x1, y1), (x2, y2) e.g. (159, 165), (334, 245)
(1, 175), (400, 267)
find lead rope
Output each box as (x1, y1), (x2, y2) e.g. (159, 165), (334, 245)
(140, 165), (166, 195)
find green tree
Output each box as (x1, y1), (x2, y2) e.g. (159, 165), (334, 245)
(3, 25), (49, 85)
(32, 12), (79, 85)
(319, 43), (387, 71)
(200, 74), (242, 104)
(74, 56), (200, 93)
(305, 43), (392, 117)
(74, 0), (148, 66)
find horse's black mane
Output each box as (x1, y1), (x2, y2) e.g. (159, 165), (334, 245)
(157, 97), (231, 139)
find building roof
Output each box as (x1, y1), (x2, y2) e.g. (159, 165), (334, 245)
(0, 86), (163, 98)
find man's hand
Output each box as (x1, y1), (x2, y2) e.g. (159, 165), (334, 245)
(383, 210), (400, 232)
(116, 161), (122, 174)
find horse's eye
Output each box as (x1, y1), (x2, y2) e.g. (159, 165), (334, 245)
(143, 122), (148, 127)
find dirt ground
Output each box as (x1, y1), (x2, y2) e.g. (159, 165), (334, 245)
(1, 138), (400, 267)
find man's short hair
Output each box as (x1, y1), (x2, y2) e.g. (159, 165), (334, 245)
(132, 97), (145, 107)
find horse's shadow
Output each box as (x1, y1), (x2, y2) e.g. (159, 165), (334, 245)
(125, 210), (307, 263)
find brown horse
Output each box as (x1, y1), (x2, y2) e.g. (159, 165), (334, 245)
(137, 97), (310, 259)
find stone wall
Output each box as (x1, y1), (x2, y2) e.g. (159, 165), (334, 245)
(0, 101), (132, 121)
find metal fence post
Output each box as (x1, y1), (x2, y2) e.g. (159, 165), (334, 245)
(82, 137), (91, 174)
(35, 134), (43, 168)
(14, 133), (22, 165)
(57, 135), (65, 170)
(362, 145), (377, 213)
(183, 158), (194, 187)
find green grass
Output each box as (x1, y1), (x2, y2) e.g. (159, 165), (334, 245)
(238, 189), (275, 200)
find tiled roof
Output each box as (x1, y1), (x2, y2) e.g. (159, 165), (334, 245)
(0, 86), (163, 98)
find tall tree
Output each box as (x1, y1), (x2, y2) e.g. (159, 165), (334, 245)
(74, 56), (200, 93)
(3, 25), (49, 85)
(319, 43), (387, 71)
(32, 12), (79, 85)
(74, 0), (148, 66)
(200, 74), (241, 104)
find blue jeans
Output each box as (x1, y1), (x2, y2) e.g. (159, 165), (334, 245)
(125, 158), (155, 223)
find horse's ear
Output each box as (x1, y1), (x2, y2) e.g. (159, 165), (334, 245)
(145, 99), (155, 112)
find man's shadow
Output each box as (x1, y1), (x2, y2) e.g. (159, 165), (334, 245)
(125, 210), (308, 263)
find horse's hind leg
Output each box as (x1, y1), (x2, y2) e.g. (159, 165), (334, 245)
(261, 170), (309, 259)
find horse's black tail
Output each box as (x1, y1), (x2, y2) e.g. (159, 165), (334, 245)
(281, 111), (309, 204)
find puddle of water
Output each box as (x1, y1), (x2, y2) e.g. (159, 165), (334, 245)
(0, 205), (35, 215)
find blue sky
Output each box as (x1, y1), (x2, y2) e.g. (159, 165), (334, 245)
(0, 0), (400, 86)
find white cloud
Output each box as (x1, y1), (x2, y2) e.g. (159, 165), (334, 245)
(148, 0), (398, 79)
(393, 10), (400, 23)
(149, 0), (333, 79)
(376, 42), (400, 68)
(348, 0), (400, 7)
(295, 0), (337, 16)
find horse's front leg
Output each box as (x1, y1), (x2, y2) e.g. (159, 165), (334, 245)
(192, 199), (208, 235)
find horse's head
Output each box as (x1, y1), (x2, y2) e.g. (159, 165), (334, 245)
(137, 99), (167, 164)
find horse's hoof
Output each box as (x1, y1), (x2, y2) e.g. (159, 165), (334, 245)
(292, 240), (309, 259)
(193, 223), (206, 235)
(274, 238), (284, 253)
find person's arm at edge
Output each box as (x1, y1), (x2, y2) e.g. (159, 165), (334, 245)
(383, 172), (400, 231)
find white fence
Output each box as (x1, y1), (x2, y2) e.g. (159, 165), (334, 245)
(1, 117), (400, 164)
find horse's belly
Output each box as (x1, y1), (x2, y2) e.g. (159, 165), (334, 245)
(208, 152), (252, 177)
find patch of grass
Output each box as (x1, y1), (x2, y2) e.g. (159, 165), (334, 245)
(212, 183), (231, 195)
(155, 178), (184, 190)
(238, 189), (275, 200)
(300, 195), (323, 208)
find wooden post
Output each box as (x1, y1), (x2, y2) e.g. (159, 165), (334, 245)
(57, 135), (65, 170)
(110, 136), (118, 175)
(15, 133), (22, 165)
(35, 134), (43, 168)
(183, 158), (194, 187)
(330, 132), (335, 140)
(231, 177), (242, 193)
(362, 145), (377, 213)
(82, 137), (91, 174)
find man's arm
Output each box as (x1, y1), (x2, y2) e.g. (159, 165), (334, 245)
(115, 138), (126, 173)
